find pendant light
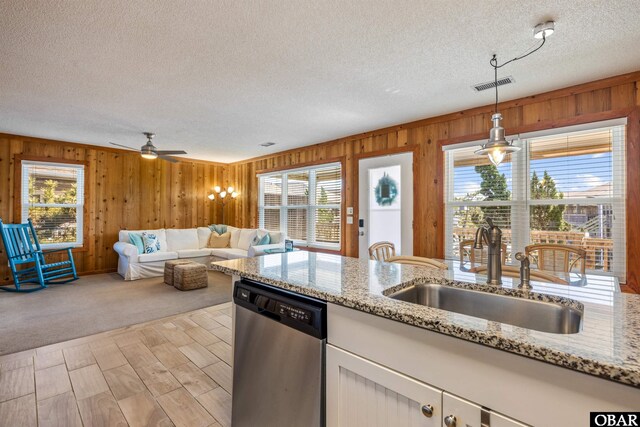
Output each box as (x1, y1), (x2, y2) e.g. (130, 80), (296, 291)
(474, 54), (521, 166)
(475, 22), (554, 166)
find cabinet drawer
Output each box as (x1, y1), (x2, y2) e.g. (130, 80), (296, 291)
(443, 392), (529, 427)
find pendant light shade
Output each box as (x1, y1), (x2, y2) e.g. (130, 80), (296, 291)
(474, 113), (520, 166)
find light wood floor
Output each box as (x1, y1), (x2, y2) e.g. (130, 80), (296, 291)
(0, 302), (234, 427)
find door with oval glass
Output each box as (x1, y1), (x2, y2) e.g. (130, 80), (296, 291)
(358, 152), (413, 259)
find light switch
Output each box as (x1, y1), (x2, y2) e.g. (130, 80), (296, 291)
(347, 207), (354, 215)
(346, 216), (353, 224)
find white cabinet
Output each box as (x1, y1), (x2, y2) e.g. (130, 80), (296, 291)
(326, 344), (442, 427)
(326, 344), (529, 427)
(442, 392), (529, 427)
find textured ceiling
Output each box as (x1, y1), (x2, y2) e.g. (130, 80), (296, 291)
(1, 1), (639, 163)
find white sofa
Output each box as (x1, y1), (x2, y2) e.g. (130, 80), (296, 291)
(113, 226), (285, 280)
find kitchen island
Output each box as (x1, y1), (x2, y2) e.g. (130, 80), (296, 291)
(212, 251), (639, 426)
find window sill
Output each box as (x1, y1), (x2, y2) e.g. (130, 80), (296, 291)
(41, 245), (87, 253)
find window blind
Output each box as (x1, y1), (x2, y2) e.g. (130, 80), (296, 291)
(258, 162), (342, 250)
(444, 122), (626, 279)
(21, 161), (85, 247)
(286, 171), (309, 241)
(313, 165), (341, 245)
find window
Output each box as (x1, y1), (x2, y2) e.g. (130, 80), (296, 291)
(21, 160), (85, 248)
(259, 163), (342, 250)
(444, 120), (626, 278)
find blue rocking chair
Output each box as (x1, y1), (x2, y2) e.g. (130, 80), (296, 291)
(0, 218), (79, 292)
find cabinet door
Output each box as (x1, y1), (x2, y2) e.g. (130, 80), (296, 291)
(326, 344), (441, 427)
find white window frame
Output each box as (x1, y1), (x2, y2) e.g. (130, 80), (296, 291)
(444, 118), (627, 279)
(258, 162), (342, 251)
(21, 160), (85, 249)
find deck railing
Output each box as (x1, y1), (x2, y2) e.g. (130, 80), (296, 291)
(453, 227), (613, 271)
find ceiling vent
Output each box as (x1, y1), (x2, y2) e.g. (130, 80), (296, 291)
(473, 76), (515, 92)
(260, 142), (276, 147)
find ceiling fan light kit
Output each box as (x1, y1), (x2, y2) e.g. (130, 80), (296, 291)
(475, 20), (555, 166)
(109, 132), (187, 163)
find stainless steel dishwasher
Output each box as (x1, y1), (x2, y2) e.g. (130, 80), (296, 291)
(232, 279), (326, 427)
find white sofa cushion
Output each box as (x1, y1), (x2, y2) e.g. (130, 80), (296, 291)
(197, 227), (212, 248)
(119, 229), (167, 251)
(177, 248), (212, 258)
(138, 252), (178, 263)
(165, 228), (199, 252)
(228, 226), (241, 248)
(211, 248), (248, 259)
(238, 229), (257, 251)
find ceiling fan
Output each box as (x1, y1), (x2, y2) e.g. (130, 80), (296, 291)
(110, 132), (187, 163)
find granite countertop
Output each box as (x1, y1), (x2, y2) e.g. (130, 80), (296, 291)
(211, 252), (640, 388)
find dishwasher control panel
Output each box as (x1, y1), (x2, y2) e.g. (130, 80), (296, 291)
(233, 279), (327, 339)
(276, 302), (312, 324)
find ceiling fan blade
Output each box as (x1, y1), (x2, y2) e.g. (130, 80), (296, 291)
(109, 142), (139, 151)
(156, 150), (187, 155)
(158, 155), (180, 163)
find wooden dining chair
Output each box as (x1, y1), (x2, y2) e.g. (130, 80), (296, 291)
(368, 241), (396, 261)
(525, 244), (586, 275)
(386, 255), (448, 270)
(459, 239), (507, 265)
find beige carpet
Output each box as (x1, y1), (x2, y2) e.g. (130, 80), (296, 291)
(0, 271), (233, 355)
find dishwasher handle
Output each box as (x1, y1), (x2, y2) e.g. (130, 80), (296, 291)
(256, 307), (281, 322)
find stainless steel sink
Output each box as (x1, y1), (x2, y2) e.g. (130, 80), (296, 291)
(386, 284), (583, 334)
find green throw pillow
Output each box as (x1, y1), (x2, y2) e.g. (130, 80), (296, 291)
(128, 232), (145, 254)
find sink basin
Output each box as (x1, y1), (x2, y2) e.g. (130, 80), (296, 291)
(386, 284), (583, 334)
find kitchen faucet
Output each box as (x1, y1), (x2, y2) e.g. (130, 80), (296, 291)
(473, 217), (503, 286)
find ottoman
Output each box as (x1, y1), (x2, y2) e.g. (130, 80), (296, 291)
(174, 263), (208, 291)
(164, 260), (193, 286)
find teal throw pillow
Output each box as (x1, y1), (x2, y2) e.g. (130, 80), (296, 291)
(208, 224), (228, 235)
(253, 233), (271, 246)
(128, 232), (144, 254)
(141, 232), (161, 254)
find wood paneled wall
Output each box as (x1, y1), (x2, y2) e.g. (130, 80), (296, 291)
(1, 71), (638, 289)
(0, 134), (227, 283)
(224, 71), (640, 290)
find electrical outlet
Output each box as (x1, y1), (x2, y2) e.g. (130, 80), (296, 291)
(347, 207), (354, 215)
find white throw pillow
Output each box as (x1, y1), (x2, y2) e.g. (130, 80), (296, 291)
(269, 231), (284, 244)
(237, 229), (257, 251)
